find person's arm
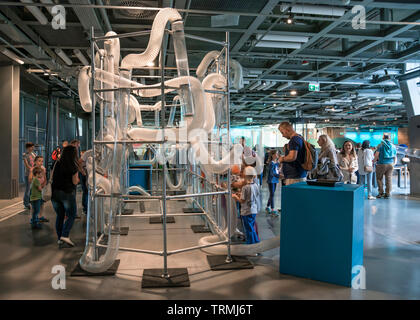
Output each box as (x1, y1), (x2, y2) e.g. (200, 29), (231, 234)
(280, 150), (297, 163)
(373, 151), (379, 163)
(23, 157), (31, 171)
(72, 172), (79, 185)
(28, 167), (33, 183)
(351, 156), (359, 172)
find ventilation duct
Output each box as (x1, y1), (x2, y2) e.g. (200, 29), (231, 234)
(254, 41), (301, 49)
(106, 0), (159, 20)
(280, 4), (346, 17)
(20, 0), (49, 25)
(256, 34), (309, 43)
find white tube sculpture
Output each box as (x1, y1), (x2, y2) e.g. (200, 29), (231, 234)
(77, 8), (276, 273)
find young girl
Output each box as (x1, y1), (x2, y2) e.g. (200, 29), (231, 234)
(266, 150), (282, 217)
(29, 156), (49, 222)
(232, 166), (260, 245)
(30, 167), (44, 229)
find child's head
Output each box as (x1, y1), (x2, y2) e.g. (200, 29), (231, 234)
(231, 164), (241, 175)
(32, 167), (43, 178)
(269, 149), (278, 161)
(244, 166), (257, 182)
(25, 142), (34, 152)
(34, 156), (43, 167)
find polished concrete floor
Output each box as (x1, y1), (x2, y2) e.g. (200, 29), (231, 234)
(0, 178), (419, 300)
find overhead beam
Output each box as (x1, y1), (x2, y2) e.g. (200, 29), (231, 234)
(231, 0), (280, 52)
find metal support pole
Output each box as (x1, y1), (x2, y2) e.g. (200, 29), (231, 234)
(45, 87), (51, 175)
(160, 40), (169, 279)
(90, 26), (98, 260)
(225, 32), (232, 263)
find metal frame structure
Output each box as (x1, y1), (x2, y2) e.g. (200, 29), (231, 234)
(88, 24), (234, 278)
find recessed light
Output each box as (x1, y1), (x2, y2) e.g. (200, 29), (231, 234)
(290, 90), (297, 95)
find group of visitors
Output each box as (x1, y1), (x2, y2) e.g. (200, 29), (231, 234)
(231, 122), (398, 245)
(23, 139), (89, 247)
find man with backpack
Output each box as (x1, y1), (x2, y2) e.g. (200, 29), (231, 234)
(277, 122), (311, 185)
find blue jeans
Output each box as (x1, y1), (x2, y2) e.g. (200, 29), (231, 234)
(51, 189), (77, 239)
(266, 183), (277, 209)
(31, 199), (42, 225)
(241, 214), (259, 244)
(80, 172), (88, 213)
(24, 175), (31, 207)
(360, 173), (373, 197)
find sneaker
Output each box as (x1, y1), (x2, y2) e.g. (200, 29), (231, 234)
(57, 240), (64, 245)
(377, 193), (385, 199)
(265, 207), (270, 214)
(368, 196), (376, 200)
(271, 210), (279, 217)
(60, 237), (75, 247)
(39, 217), (49, 222)
(384, 194), (390, 199)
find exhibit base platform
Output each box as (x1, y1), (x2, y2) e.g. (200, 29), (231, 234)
(70, 260), (120, 276)
(191, 225), (211, 233)
(121, 209), (134, 215)
(141, 268), (190, 288)
(183, 207), (204, 213)
(207, 255), (254, 270)
(149, 216), (175, 224)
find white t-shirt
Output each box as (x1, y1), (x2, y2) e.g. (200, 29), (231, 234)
(357, 148), (374, 175)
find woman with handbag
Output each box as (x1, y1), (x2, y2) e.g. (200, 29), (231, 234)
(357, 140), (376, 200)
(51, 145), (80, 247)
(338, 141), (359, 184)
(315, 135), (343, 181)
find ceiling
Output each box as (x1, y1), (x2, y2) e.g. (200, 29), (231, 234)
(1, 0), (420, 127)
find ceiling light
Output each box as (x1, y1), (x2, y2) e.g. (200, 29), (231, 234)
(147, 61), (155, 67)
(55, 48), (72, 66)
(290, 90), (297, 95)
(256, 34), (309, 43)
(0, 48), (24, 64)
(20, 0), (48, 25)
(286, 15), (294, 24)
(254, 41), (301, 49)
(73, 49), (89, 65)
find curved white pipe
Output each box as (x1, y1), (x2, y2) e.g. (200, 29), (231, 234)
(196, 50), (220, 79)
(121, 8), (182, 70)
(127, 76), (204, 142)
(78, 66), (92, 112)
(196, 51), (243, 90)
(199, 234), (280, 256)
(128, 185), (151, 196)
(230, 59), (244, 90)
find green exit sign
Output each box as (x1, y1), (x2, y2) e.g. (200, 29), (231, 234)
(246, 117), (253, 123)
(309, 82), (320, 92)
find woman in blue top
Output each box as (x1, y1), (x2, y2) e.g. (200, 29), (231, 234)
(265, 150), (282, 217)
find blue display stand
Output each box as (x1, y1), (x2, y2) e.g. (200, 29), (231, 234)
(280, 182), (364, 287)
(128, 164), (152, 192)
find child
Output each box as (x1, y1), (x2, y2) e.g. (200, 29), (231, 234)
(30, 167), (43, 229)
(266, 150), (282, 217)
(232, 166), (260, 245)
(29, 156), (49, 222)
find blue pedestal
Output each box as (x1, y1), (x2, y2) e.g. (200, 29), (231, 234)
(280, 182), (364, 287)
(128, 164), (152, 193)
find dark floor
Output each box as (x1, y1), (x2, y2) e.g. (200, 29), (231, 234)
(0, 177), (419, 300)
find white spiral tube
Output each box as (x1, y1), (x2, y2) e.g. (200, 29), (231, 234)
(121, 8), (182, 70)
